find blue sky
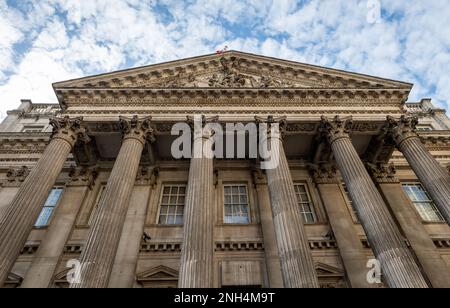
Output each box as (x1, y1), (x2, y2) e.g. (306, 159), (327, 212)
(1, 0), (450, 120)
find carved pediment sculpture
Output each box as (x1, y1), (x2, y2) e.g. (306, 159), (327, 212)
(54, 51), (412, 92)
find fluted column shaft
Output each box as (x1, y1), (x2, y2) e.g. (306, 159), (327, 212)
(369, 164), (450, 288)
(72, 116), (153, 288)
(260, 117), (319, 288)
(0, 117), (87, 286)
(322, 116), (428, 288)
(21, 167), (97, 288)
(178, 134), (214, 288)
(399, 138), (450, 225)
(388, 116), (450, 225)
(252, 170), (284, 288)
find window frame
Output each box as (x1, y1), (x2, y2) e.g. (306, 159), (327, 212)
(402, 182), (445, 223)
(34, 187), (64, 228)
(293, 183), (317, 224)
(156, 184), (187, 226)
(222, 184), (251, 225)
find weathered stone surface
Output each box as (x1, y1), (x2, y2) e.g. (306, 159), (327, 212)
(71, 116), (153, 288)
(262, 117), (319, 288)
(387, 115), (450, 225)
(0, 117), (88, 286)
(321, 116), (429, 288)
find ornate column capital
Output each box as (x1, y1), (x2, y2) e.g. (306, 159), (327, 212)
(135, 166), (159, 187)
(50, 116), (90, 148)
(186, 115), (220, 140)
(386, 115), (419, 146)
(252, 167), (267, 186)
(255, 115), (287, 140)
(366, 163), (399, 184)
(119, 115), (155, 145)
(3, 166), (30, 187)
(319, 115), (353, 144)
(67, 166), (99, 188)
(308, 164), (339, 184)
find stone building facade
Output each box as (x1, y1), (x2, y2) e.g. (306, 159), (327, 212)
(0, 51), (449, 288)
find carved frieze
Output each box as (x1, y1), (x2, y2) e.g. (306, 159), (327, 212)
(3, 166), (30, 187)
(67, 166), (99, 188)
(366, 163), (399, 184)
(135, 166), (159, 186)
(309, 164), (339, 184)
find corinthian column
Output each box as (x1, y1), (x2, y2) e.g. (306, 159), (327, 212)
(367, 163), (450, 288)
(178, 116), (215, 288)
(387, 116), (450, 225)
(21, 167), (98, 288)
(0, 116), (88, 286)
(71, 116), (154, 288)
(320, 116), (428, 288)
(257, 116), (319, 288)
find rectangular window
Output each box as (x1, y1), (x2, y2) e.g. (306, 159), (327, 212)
(224, 185), (250, 224)
(402, 183), (444, 222)
(294, 184), (317, 224)
(35, 188), (63, 227)
(158, 185), (186, 225)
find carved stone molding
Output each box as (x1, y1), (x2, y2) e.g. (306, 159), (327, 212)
(3, 166), (30, 187)
(67, 166), (99, 188)
(50, 116), (90, 148)
(319, 115), (353, 144)
(386, 115), (419, 146)
(119, 115), (155, 145)
(135, 166), (159, 187)
(309, 164), (339, 184)
(366, 163), (399, 184)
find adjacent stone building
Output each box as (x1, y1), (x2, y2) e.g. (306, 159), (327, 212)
(0, 51), (449, 288)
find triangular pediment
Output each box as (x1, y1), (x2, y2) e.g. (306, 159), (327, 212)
(137, 265), (179, 281)
(315, 263), (344, 277)
(53, 51), (412, 91)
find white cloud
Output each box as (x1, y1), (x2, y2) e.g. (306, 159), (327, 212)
(0, 0), (450, 119)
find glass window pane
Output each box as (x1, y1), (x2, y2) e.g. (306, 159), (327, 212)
(402, 184), (444, 222)
(223, 185), (250, 224)
(158, 186), (186, 225)
(35, 207), (54, 227)
(35, 188), (63, 227)
(175, 215), (183, 225)
(294, 184), (316, 224)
